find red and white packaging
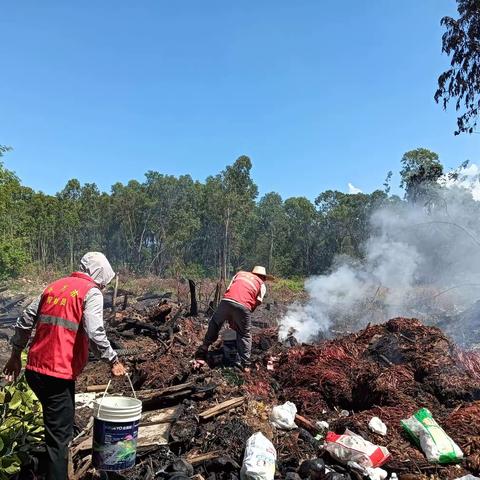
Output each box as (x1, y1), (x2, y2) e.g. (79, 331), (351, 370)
(325, 430), (391, 468)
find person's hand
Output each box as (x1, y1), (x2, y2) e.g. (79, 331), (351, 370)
(190, 359), (207, 371)
(111, 360), (127, 377)
(3, 352), (22, 382)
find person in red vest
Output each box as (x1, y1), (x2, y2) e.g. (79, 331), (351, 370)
(194, 266), (269, 370)
(2, 252), (126, 480)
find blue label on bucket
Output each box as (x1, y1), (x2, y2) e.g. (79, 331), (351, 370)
(92, 418), (139, 471)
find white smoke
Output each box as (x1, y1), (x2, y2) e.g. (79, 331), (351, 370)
(439, 163), (480, 201)
(280, 164), (480, 343)
(348, 183), (363, 194)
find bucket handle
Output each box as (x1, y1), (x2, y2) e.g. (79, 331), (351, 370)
(97, 373), (137, 416)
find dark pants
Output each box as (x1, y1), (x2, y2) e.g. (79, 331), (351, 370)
(25, 369), (75, 480)
(201, 300), (252, 366)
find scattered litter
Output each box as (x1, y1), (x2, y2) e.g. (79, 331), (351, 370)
(366, 467), (388, 480)
(368, 417), (387, 436)
(401, 407), (463, 464)
(323, 472), (351, 480)
(74, 392), (97, 408)
(270, 401), (297, 430)
(316, 420), (330, 430)
(298, 459), (325, 480)
(241, 432), (277, 480)
(325, 430), (391, 468)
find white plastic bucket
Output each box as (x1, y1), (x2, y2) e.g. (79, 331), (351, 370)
(92, 395), (143, 471)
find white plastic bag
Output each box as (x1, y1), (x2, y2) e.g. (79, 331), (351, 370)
(325, 430), (391, 468)
(269, 401), (297, 430)
(368, 417), (387, 436)
(347, 461), (387, 480)
(401, 408), (463, 464)
(240, 432), (277, 480)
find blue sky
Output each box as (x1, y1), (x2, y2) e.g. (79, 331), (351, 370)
(1, 1), (478, 200)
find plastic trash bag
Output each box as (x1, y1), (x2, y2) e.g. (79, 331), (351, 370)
(240, 432), (277, 480)
(401, 408), (463, 464)
(368, 417), (387, 436)
(325, 430), (391, 468)
(270, 401), (297, 430)
(298, 459), (325, 480)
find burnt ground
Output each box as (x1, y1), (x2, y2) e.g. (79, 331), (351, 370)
(2, 286), (480, 480)
(72, 302), (480, 480)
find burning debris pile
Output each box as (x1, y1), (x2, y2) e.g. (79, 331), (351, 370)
(267, 318), (480, 476)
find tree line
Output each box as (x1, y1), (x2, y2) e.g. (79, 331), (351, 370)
(0, 145), (458, 281)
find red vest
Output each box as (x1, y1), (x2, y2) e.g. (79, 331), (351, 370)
(26, 272), (97, 380)
(223, 271), (264, 311)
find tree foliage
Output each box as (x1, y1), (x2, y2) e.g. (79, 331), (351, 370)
(0, 146), (452, 279)
(400, 148), (444, 203)
(0, 374), (44, 479)
(435, 0), (480, 134)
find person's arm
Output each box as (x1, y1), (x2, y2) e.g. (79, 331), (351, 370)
(257, 284), (267, 304)
(3, 295), (42, 381)
(83, 288), (117, 362)
(82, 288), (126, 376)
(252, 284), (267, 311)
(11, 295), (42, 353)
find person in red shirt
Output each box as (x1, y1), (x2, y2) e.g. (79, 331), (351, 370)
(2, 252), (126, 480)
(195, 266), (269, 370)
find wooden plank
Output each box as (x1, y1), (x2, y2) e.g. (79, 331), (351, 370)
(71, 437), (91, 456)
(137, 423), (170, 448)
(186, 451), (222, 465)
(74, 455), (91, 480)
(111, 275), (119, 315)
(199, 397), (245, 420)
(139, 382), (195, 401)
(85, 384), (108, 393)
(140, 405), (182, 425)
(295, 414), (318, 433)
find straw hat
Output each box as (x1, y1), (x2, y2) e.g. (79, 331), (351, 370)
(251, 266), (274, 280)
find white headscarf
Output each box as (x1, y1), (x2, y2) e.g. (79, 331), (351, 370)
(80, 252), (115, 288)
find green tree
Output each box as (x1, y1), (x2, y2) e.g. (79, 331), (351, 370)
(282, 197), (317, 276)
(144, 173), (201, 275)
(109, 180), (150, 271)
(200, 156), (258, 281)
(435, 0), (480, 134)
(57, 179), (82, 270)
(252, 192), (287, 274)
(400, 148), (443, 203)
(314, 189), (388, 271)
(0, 150), (31, 278)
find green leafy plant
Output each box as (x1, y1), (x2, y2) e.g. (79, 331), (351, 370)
(0, 375), (44, 479)
(221, 367), (244, 387)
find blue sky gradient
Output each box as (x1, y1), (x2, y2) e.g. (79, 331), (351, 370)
(1, 1), (478, 200)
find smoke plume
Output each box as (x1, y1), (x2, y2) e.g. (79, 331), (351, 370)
(279, 164), (480, 344)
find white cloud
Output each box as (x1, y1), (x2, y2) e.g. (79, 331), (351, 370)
(348, 182), (363, 194)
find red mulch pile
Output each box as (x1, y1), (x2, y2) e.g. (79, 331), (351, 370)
(248, 317), (480, 478)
